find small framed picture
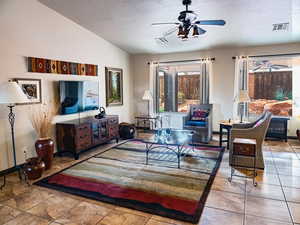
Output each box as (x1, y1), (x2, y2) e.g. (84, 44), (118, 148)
(14, 78), (42, 105)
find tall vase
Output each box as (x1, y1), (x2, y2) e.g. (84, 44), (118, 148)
(35, 138), (54, 170)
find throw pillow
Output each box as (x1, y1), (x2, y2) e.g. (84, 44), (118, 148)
(191, 109), (209, 121)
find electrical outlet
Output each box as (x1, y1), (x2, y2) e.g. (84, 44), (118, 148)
(22, 146), (28, 160)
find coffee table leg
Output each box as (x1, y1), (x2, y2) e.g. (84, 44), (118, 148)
(177, 145), (185, 169)
(177, 146), (180, 169)
(146, 143), (149, 165)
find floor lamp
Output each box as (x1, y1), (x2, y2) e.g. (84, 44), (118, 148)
(142, 90), (153, 116)
(0, 81), (29, 190)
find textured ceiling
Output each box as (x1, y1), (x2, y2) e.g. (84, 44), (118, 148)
(39, 0), (300, 54)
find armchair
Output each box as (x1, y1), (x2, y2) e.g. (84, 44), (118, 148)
(229, 111), (272, 169)
(183, 104), (213, 143)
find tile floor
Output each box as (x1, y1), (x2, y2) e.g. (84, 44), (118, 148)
(0, 135), (300, 225)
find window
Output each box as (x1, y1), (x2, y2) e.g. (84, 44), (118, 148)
(156, 63), (201, 113)
(177, 72), (200, 112)
(248, 58), (293, 117)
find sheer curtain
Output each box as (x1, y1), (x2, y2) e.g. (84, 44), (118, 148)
(233, 56), (250, 120)
(149, 62), (159, 116)
(199, 59), (213, 104)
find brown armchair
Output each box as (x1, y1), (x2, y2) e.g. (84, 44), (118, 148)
(229, 111), (272, 169)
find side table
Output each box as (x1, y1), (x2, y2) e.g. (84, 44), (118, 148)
(229, 138), (257, 186)
(135, 115), (162, 131)
(219, 122), (233, 149)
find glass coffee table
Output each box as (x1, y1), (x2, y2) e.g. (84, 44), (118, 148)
(138, 128), (195, 169)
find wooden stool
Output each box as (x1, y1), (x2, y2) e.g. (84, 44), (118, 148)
(229, 138), (257, 186)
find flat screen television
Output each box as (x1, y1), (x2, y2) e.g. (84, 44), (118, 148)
(59, 81), (99, 115)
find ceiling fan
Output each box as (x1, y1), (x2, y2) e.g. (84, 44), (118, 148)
(152, 0), (226, 40)
(251, 60), (290, 72)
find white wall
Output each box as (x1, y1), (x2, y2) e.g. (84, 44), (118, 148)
(132, 43), (300, 135)
(0, 0), (134, 170)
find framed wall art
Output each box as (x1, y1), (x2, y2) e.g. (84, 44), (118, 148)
(14, 78), (42, 105)
(105, 67), (123, 107)
(27, 57), (98, 76)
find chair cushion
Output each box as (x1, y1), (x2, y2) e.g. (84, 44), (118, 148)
(191, 109), (209, 121)
(186, 120), (207, 127)
(253, 119), (264, 128)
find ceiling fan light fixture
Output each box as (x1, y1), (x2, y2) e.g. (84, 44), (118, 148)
(177, 25), (185, 37)
(153, 0), (225, 41)
(192, 25), (199, 37)
(181, 34), (189, 41)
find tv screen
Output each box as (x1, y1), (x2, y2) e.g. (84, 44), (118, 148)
(59, 81), (99, 115)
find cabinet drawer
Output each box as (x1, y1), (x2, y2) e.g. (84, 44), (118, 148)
(77, 133), (90, 140)
(108, 117), (119, 125)
(77, 142), (91, 150)
(77, 124), (90, 135)
(109, 126), (119, 137)
(76, 136), (91, 150)
(233, 143), (256, 156)
(76, 124), (91, 150)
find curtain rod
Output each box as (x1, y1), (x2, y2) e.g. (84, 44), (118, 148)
(147, 58), (215, 65)
(232, 52), (300, 59)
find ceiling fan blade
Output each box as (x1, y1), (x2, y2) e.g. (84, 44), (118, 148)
(194, 20), (226, 26)
(152, 22), (180, 26)
(271, 66), (281, 70)
(197, 27), (206, 35)
(253, 66), (263, 71)
(272, 64), (289, 68)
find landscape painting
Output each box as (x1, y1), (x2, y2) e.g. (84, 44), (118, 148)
(105, 67), (123, 107)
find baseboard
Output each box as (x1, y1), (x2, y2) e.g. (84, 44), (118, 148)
(288, 136), (298, 140)
(0, 164), (25, 176)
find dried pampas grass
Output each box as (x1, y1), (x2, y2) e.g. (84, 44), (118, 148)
(29, 100), (58, 139)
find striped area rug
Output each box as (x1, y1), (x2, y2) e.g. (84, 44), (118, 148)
(35, 140), (224, 223)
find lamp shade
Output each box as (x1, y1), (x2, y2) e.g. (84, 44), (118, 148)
(235, 90), (251, 103)
(0, 81), (29, 104)
(142, 90), (153, 101)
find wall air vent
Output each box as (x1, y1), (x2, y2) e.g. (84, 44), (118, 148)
(272, 23), (289, 31)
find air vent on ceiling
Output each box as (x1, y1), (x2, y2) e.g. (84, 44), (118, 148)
(155, 37), (168, 45)
(272, 23), (289, 31)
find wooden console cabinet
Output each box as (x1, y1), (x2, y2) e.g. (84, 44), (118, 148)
(56, 115), (119, 159)
(266, 117), (289, 142)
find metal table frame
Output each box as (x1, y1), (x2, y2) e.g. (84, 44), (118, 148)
(145, 142), (194, 169)
(141, 129), (195, 169)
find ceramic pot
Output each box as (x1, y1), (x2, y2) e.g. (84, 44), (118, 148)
(35, 138), (54, 170)
(24, 157), (45, 180)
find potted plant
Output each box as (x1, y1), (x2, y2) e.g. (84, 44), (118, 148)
(29, 101), (57, 170)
